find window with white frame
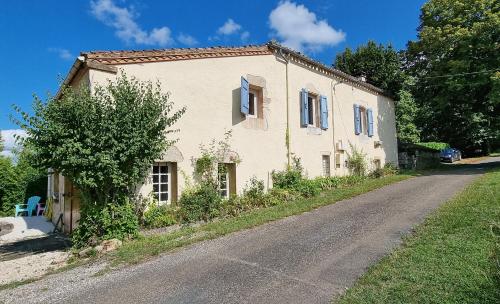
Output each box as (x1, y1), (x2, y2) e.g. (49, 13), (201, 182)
(307, 95), (319, 127)
(152, 162), (170, 204)
(218, 163), (229, 198)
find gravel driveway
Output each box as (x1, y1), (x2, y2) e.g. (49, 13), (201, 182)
(1, 161), (496, 304)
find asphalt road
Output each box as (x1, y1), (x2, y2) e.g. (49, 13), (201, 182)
(2, 159), (497, 304)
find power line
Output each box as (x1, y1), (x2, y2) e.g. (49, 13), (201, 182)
(421, 69), (499, 79)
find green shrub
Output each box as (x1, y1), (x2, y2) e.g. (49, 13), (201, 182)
(267, 188), (301, 203)
(271, 169), (302, 189)
(294, 179), (322, 197)
(340, 175), (367, 186)
(346, 145), (367, 176)
(0, 149), (47, 217)
(220, 195), (252, 218)
(369, 163), (399, 178)
(313, 176), (342, 190)
(369, 168), (385, 178)
(383, 163), (398, 175)
(415, 142), (450, 151)
(179, 184), (222, 223)
(243, 177), (265, 199)
(143, 204), (178, 228)
(72, 199), (139, 248)
(0, 157), (22, 216)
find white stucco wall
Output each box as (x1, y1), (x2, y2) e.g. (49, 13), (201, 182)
(86, 53), (397, 201)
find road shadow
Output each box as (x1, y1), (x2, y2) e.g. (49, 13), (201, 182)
(403, 159), (500, 177)
(0, 234), (71, 262)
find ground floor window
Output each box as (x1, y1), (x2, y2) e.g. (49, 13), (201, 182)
(152, 162), (170, 204)
(218, 163), (229, 198)
(218, 163), (236, 198)
(322, 155), (331, 176)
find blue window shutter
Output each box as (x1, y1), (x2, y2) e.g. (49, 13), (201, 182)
(320, 95), (328, 130)
(354, 104), (361, 135)
(240, 76), (249, 115)
(367, 108), (374, 137)
(300, 89), (309, 127)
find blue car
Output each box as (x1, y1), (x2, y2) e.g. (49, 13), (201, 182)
(440, 148), (462, 163)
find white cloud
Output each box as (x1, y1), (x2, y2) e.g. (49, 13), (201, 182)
(48, 48), (74, 60)
(217, 19), (241, 35)
(211, 18), (249, 43)
(1, 129), (26, 158)
(240, 31), (250, 42)
(90, 0), (173, 47)
(269, 1), (345, 52)
(177, 33), (198, 47)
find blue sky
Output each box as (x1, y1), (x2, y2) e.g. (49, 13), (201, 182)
(0, 0), (426, 153)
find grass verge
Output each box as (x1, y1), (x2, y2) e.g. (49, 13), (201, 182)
(109, 174), (412, 266)
(338, 169), (500, 304)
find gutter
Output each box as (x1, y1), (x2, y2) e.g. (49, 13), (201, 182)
(276, 48), (291, 168)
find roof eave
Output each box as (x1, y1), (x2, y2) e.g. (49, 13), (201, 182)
(266, 41), (391, 98)
(55, 56), (118, 99)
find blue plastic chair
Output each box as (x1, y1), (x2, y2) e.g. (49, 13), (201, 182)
(15, 196), (41, 217)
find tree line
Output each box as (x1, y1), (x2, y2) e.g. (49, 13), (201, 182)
(333, 0), (499, 155)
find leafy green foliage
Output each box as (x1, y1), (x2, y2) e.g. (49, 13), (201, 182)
(369, 163), (399, 179)
(193, 130), (238, 188)
(406, 0), (500, 153)
(0, 157), (21, 216)
(178, 185), (222, 223)
(271, 155), (303, 189)
(396, 89), (421, 143)
(0, 146), (47, 216)
(179, 131), (238, 223)
(346, 145), (367, 176)
(415, 142), (450, 151)
(13, 73), (185, 206)
(143, 204), (178, 229)
(334, 41), (421, 143)
(334, 41), (405, 96)
(72, 200), (138, 248)
(13, 73), (185, 246)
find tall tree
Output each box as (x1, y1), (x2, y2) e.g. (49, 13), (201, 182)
(407, 0), (500, 153)
(13, 73), (185, 206)
(334, 41), (405, 96)
(334, 41), (421, 143)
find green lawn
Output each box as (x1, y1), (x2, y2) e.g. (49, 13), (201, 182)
(109, 174), (412, 266)
(338, 169), (500, 304)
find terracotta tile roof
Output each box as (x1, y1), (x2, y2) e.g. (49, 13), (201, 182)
(82, 45), (272, 65)
(78, 41), (388, 97)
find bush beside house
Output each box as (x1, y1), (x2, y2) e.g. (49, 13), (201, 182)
(14, 73), (185, 247)
(0, 148), (47, 217)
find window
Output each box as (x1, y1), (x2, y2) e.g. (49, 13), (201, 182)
(218, 163), (229, 198)
(307, 95), (319, 127)
(322, 155), (331, 176)
(152, 163), (170, 204)
(248, 88), (259, 117)
(335, 153), (342, 169)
